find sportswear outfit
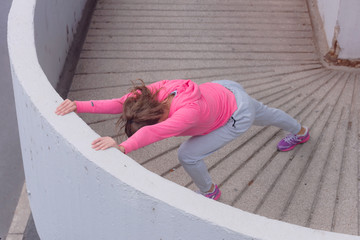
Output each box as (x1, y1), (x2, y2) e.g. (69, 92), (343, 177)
(75, 79), (303, 195)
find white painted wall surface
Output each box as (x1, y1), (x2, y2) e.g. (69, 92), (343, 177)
(316, 0), (360, 59)
(34, 0), (88, 87)
(315, 0), (340, 49)
(337, 0), (360, 59)
(7, 0), (360, 239)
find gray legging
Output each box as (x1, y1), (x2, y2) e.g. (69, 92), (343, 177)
(178, 80), (301, 193)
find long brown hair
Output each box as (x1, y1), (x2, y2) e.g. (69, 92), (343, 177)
(117, 80), (167, 137)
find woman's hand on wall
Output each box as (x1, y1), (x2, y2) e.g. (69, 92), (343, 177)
(55, 99), (77, 115)
(118, 145), (125, 153)
(92, 137), (125, 153)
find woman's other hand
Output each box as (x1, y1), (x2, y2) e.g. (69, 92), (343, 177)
(118, 145), (125, 153)
(92, 137), (125, 153)
(55, 99), (77, 115)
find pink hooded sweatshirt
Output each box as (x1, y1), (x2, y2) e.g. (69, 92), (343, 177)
(75, 79), (237, 153)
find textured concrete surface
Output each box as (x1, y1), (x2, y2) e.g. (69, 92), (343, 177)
(16, 0), (358, 238)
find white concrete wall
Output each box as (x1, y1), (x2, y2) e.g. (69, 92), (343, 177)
(316, 0), (360, 59)
(336, 0), (360, 59)
(34, 0), (88, 87)
(7, 0), (360, 239)
(315, 0), (340, 49)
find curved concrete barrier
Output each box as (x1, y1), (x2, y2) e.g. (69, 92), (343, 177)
(7, 0), (360, 239)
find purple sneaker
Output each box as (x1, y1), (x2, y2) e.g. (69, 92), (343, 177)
(277, 127), (310, 152)
(199, 184), (222, 200)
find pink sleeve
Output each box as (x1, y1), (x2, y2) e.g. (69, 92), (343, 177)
(75, 97), (126, 114)
(75, 80), (170, 114)
(120, 105), (200, 153)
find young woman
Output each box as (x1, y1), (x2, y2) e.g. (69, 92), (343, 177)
(55, 79), (310, 200)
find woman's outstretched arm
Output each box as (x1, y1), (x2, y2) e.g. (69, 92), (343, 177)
(55, 97), (127, 115)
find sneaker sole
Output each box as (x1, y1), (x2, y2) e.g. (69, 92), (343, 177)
(277, 134), (310, 152)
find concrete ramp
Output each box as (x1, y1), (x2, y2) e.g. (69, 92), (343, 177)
(68, 0), (360, 236)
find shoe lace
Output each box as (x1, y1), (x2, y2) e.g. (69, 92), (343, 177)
(283, 134), (298, 144)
